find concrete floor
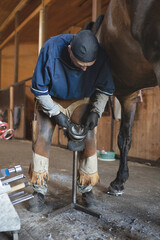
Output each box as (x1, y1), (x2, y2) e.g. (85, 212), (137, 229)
(0, 139), (160, 240)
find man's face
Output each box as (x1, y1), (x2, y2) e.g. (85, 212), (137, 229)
(68, 45), (96, 71)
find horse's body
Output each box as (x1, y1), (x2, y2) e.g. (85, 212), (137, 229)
(86, 0), (160, 195)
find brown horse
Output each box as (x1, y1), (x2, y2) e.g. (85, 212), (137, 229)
(84, 0), (160, 195)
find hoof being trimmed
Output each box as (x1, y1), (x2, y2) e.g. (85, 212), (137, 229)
(28, 192), (46, 213)
(106, 185), (124, 196)
(82, 190), (97, 208)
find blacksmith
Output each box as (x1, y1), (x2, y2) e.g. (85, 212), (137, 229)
(28, 30), (114, 212)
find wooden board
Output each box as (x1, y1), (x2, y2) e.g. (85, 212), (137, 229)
(112, 87), (160, 161)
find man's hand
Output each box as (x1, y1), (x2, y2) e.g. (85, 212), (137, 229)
(85, 112), (99, 130)
(53, 112), (70, 128)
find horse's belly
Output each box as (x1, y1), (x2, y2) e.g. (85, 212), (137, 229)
(101, 28), (157, 94)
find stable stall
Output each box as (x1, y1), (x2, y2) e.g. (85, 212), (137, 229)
(0, 0), (160, 162)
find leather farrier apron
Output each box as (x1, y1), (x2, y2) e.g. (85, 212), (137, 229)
(29, 98), (99, 195)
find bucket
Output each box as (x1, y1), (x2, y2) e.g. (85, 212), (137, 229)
(98, 151), (116, 161)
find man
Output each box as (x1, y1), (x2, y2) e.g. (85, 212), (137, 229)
(28, 30), (114, 213)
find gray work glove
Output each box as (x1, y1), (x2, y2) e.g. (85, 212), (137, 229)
(85, 112), (99, 130)
(52, 112), (70, 129)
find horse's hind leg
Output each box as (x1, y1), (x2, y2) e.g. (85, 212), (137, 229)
(107, 91), (139, 196)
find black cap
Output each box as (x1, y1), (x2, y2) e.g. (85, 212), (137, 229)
(71, 30), (99, 62)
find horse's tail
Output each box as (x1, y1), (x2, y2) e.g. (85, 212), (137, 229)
(82, 14), (104, 35)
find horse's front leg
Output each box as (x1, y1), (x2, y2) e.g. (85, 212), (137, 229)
(107, 91), (139, 196)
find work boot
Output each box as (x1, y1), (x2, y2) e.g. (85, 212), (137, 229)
(82, 190), (97, 208)
(28, 192), (46, 213)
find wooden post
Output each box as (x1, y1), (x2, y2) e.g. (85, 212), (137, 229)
(38, 0), (46, 53)
(0, 49), (1, 89)
(92, 0), (102, 21)
(45, 5), (48, 41)
(0, 32), (2, 89)
(9, 86), (14, 129)
(14, 11), (20, 83)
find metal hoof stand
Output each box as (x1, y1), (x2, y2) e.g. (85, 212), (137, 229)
(51, 151), (101, 219)
(0, 165), (33, 240)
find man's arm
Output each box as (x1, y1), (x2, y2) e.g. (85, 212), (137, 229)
(35, 94), (60, 117)
(88, 53), (114, 116)
(89, 90), (109, 117)
(85, 54), (114, 130)
(84, 91), (109, 130)
(36, 94), (71, 129)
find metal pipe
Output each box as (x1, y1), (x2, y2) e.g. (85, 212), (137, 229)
(74, 203), (101, 218)
(72, 151), (78, 204)
(9, 191), (24, 198)
(8, 165), (22, 173)
(12, 194), (33, 205)
(2, 174), (25, 185)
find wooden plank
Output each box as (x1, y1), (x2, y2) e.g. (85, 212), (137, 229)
(92, 0), (102, 21)
(0, 32), (15, 50)
(39, 6), (46, 53)
(97, 115), (112, 152)
(0, 50), (1, 89)
(0, 87), (10, 109)
(0, 0), (55, 50)
(14, 12), (20, 83)
(62, 26), (82, 34)
(9, 86), (14, 129)
(112, 87), (160, 161)
(0, 0), (29, 32)
(14, 82), (25, 106)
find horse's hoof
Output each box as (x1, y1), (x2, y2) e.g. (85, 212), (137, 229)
(82, 190), (97, 208)
(106, 185), (124, 196)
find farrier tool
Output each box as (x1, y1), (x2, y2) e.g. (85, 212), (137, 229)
(0, 165), (22, 179)
(0, 165), (33, 240)
(51, 122), (101, 218)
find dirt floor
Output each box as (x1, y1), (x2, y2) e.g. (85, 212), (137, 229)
(0, 139), (160, 240)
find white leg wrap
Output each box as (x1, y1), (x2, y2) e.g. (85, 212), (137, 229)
(33, 153), (49, 173)
(79, 153), (97, 174)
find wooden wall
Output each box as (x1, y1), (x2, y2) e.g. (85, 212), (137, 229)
(1, 42), (14, 88)
(0, 87), (10, 123)
(97, 115), (112, 151)
(0, 0), (159, 162)
(1, 42), (38, 88)
(110, 87), (160, 161)
(18, 43), (38, 81)
(0, 80), (34, 139)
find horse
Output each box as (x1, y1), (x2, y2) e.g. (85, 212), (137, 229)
(84, 0), (160, 195)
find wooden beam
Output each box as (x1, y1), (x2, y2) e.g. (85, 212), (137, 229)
(0, 0), (29, 32)
(0, 50), (1, 89)
(9, 86), (14, 129)
(92, 0), (102, 21)
(14, 12), (20, 83)
(45, 5), (49, 42)
(0, 0), (55, 50)
(16, 0), (54, 34)
(0, 32), (1, 88)
(39, 5), (46, 53)
(62, 26), (82, 34)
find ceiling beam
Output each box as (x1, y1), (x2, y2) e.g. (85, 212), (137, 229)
(0, 0), (55, 49)
(0, 0), (29, 32)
